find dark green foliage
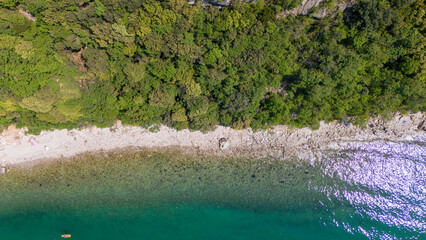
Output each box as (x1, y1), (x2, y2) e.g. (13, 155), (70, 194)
(82, 47), (109, 77)
(0, 0), (20, 9)
(345, 0), (396, 31)
(273, 0), (302, 9)
(81, 81), (119, 127)
(0, 0), (424, 132)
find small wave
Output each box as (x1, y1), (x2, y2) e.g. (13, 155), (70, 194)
(314, 140), (426, 239)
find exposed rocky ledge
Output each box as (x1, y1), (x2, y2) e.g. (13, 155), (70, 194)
(278, 0), (356, 19)
(18, 7), (36, 22)
(188, 0), (356, 20)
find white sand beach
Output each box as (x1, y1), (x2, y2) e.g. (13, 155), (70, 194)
(0, 112), (424, 166)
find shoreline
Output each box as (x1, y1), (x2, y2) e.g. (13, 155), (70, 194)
(0, 112), (424, 167)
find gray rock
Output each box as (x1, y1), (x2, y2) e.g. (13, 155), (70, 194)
(219, 138), (230, 150)
(279, 0), (356, 19)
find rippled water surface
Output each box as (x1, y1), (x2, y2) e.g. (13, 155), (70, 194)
(315, 140), (425, 239)
(0, 140), (424, 240)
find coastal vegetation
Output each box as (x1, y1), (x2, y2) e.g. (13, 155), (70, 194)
(0, 0), (424, 133)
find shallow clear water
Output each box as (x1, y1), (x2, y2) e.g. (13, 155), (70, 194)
(0, 140), (424, 240)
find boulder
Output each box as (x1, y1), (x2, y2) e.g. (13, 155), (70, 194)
(219, 138), (230, 150)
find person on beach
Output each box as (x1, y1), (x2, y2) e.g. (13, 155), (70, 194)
(28, 137), (36, 146)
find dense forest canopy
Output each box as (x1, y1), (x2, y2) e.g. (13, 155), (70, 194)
(0, 0), (424, 133)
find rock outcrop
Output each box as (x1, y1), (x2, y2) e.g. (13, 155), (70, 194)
(219, 138), (230, 150)
(189, 0), (356, 20)
(277, 0), (356, 19)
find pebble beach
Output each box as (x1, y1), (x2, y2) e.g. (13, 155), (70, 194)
(0, 112), (424, 167)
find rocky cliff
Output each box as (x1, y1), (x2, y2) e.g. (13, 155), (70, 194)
(190, 0), (356, 19)
(278, 0), (357, 19)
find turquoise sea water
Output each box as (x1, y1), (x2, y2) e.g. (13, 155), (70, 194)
(0, 140), (424, 240)
(0, 204), (358, 240)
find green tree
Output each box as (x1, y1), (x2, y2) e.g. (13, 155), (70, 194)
(0, 0), (19, 8)
(82, 81), (119, 127)
(82, 47), (109, 77)
(95, 0), (105, 17)
(149, 87), (176, 108)
(19, 87), (57, 113)
(204, 47), (223, 65)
